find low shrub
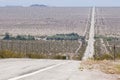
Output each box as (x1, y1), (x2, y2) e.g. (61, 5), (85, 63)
(53, 55), (66, 59)
(26, 53), (46, 59)
(0, 50), (25, 58)
(95, 54), (113, 60)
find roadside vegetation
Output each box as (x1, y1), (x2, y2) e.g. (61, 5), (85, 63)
(0, 32), (86, 60)
(80, 60), (120, 74)
(0, 38), (86, 60)
(94, 35), (120, 60)
(3, 33), (35, 40)
(47, 33), (84, 40)
(0, 50), (68, 59)
(0, 50), (25, 58)
(3, 33), (84, 41)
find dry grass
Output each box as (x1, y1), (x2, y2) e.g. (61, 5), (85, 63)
(0, 50), (68, 59)
(80, 60), (120, 74)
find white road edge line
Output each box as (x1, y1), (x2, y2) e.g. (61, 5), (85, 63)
(8, 61), (70, 80)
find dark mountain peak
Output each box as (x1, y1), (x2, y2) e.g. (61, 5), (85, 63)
(30, 4), (48, 7)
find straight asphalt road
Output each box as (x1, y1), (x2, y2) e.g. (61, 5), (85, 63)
(0, 59), (117, 80)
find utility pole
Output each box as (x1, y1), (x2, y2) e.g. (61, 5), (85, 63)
(113, 44), (116, 61)
(113, 35), (118, 61)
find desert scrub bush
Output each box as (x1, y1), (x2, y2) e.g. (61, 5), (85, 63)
(3, 33), (35, 40)
(114, 53), (120, 60)
(81, 60), (120, 74)
(52, 55), (66, 60)
(47, 33), (82, 40)
(0, 40), (80, 57)
(72, 55), (81, 60)
(0, 50), (46, 59)
(0, 50), (25, 58)
(26, 53), (46, 59)
(95, 54), (113, 60)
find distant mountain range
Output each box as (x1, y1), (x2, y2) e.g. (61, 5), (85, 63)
(1, 4), (48, 7)
(30, 4), (48, 7)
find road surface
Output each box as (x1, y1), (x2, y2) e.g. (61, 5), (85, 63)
(82, 7), (95, 60)
(75, 40), (82, 54)
(0, 59), (117, 80)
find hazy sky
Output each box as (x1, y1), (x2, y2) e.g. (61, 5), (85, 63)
(0, 0), (120, 7)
